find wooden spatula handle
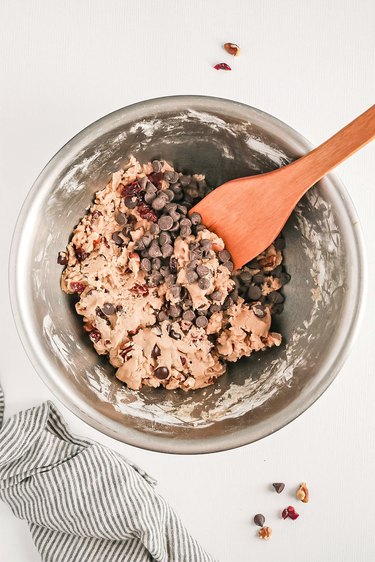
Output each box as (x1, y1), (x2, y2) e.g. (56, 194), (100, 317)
(286, 104), (375, 192)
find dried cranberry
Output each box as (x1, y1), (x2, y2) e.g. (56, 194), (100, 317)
(282, 506), (299, 520)
(122, 181), (142, 197)
(180, 356), (186, 366)
(137, 202), (157, 222)
(89, 329), (101, 343)
(75, 247), (88, 262)
(57, 251), (68, 266)
(148, 172), (164, 186)
(213, 63), (232, 71)
(70, 281), (85, 294)
(91, 210), (102, 220)
(131, 283), (149, 296)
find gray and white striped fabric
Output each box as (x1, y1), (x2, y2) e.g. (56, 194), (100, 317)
(0, 385), (215, 562)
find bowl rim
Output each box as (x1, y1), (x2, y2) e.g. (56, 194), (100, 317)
(9, 95), (367, 454)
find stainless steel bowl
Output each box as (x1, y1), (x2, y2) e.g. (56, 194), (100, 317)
(10, 96), (366, 454)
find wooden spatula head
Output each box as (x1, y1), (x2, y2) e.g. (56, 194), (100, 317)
(191, 170), (300, 270)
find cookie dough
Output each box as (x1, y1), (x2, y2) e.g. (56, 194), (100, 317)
(59, 157), (289, 391)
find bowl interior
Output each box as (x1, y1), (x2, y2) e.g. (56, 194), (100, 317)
(12, 97), (362, 453)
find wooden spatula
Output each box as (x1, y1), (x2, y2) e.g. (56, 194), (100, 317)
(190, 105), (375, 270)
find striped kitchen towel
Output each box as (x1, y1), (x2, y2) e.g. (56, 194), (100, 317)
(0, 385), (215, 562)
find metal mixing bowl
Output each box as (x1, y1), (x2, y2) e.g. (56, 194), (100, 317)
(10, 96), (366, 454)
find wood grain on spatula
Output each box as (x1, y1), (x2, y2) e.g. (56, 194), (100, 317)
(190, 105), (375, 270)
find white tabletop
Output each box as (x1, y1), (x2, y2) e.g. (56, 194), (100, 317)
(1, 1), (375, 560)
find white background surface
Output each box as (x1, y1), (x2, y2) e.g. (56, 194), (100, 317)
(1, 1), (375, 560)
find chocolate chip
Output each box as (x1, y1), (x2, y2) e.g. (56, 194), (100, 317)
(158, 190), (170, 202)
(146, 183), (157, 196)
(190, 212), (202, 225)
(198, 277), (210, 290)
(196, 264), (210, 277)
(200, 239), (212, 249)
(195, 224), (205, 232)
(152, 160), (162, 173)
(271, 265), (283, 277)
(187, 260), (198, 270)
(169, 305), (182, 318)
(274, 237), (285, 251)
(223, 261), (234, 272)
(150, 223), (160, 235)
(155, 366), (169, 379)
(124, 196), (138, 209)
(253, 304), (266, 318)
(164, 189), (175, 201)
(182, 309), (195, 322)
(144, 191), (156, 204)
(115, 212), (127, 225)
(180, 225), (191, 238)
(272, 303), (284, 314)
(170, 285), (181, 299)
(158, 232), (170, 246)
(122, 226), (130, 237)
(180, 175), (191, 187)
(139, 176), (148, 189)
(252, 273), (265, 285)
(102, 302), (116, 316)
(112, 231), (124, 246)
(223, 296), (233, 309)
(195, 315), (208, 328)
(247, 258), (259, 268)
(186, 270), (198, 283)
(160, 265), (170, 277)
(272, 482), (285, 494)
(247, 285), (262, 300)
(230, 289), (239, 302)
(158, 215), (174, 231)
(177, 205), (188, 215)
(165, 274), (176, 287)
(149, 272), (163, 285)
(240, 270), (252, 283)
(157, 310), (168, 322)
(151, 343), (161, 359)
(279, 272), (291, 285)
(149, 240), (162, 258)
(170, 221), (180, 233)
(209, 304), (220, 314)
(254, 514), (265, 527)
(141, 234), (153, 248)
(152, 257), (162, 270)
(211, 290), (222, 301)
(164, 170), (179, 183)
(268, 291), (284, 304)
(180, 218), (192, 228)
(134, 237), (146, 250)
(162, 244), (174, 258)
(218, 249), (231, 263)
(170, 329), (181, 340)
(152, 197), (166, 211)
(57, 251), (68, 265)
(140, 258), (152, 272)
(171, 183), (182, 194)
